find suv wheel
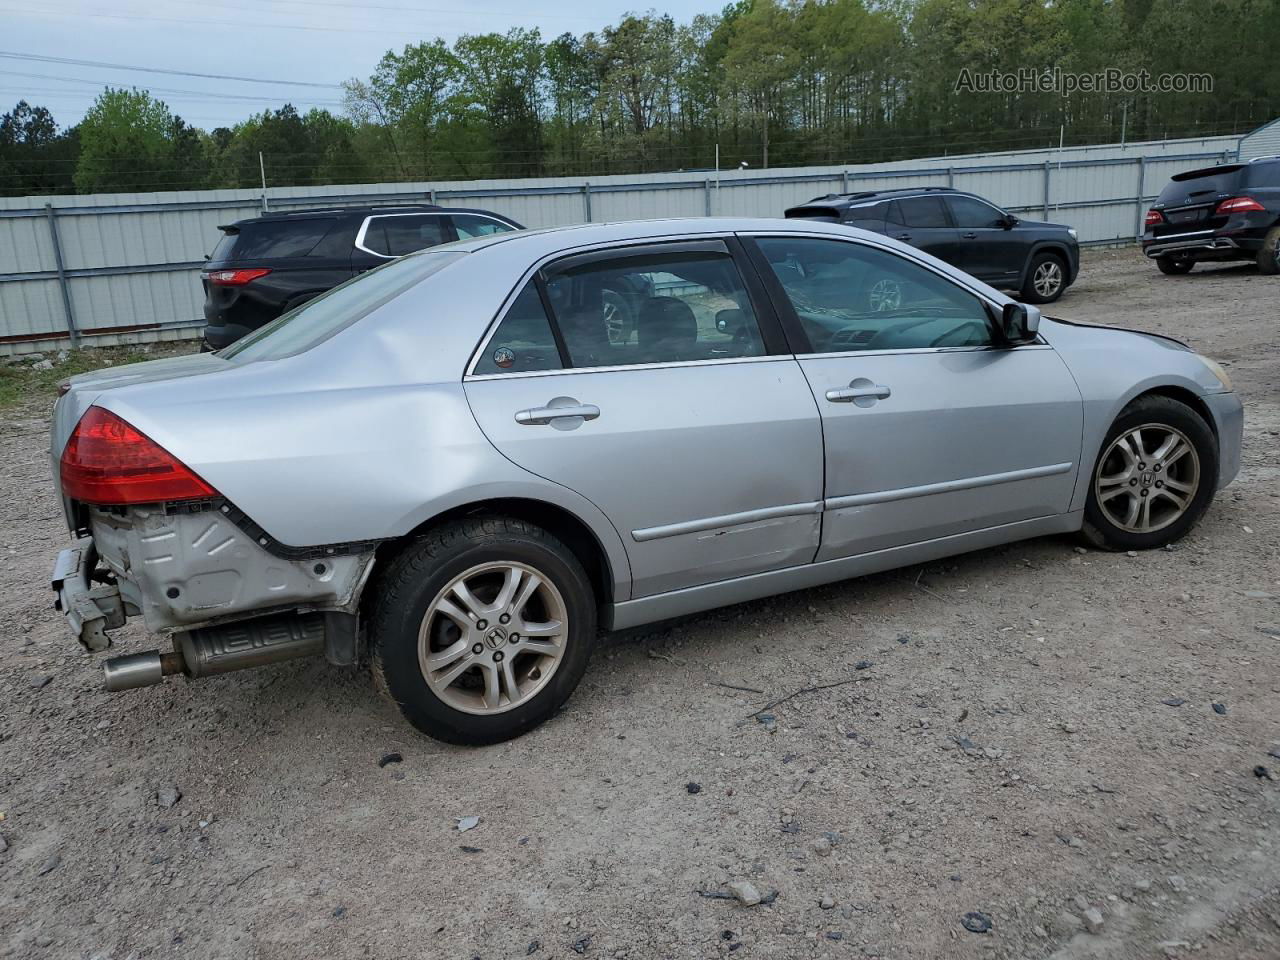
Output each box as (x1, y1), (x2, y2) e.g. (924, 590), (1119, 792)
(1156, 257), (1195, 276)
(602, 289), (634, 344)
(1081, 395), (1217, 552)
(1021, 252), (1066, 303)
(371, 516), (597, 745)
(1257, 227), (1280, 276)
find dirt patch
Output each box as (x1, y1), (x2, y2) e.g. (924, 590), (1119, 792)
(1, 249), (1278, 960)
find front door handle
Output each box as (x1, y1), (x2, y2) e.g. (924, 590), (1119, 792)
(961, 232), (978, 239)
(895, 233), (912, 242)
(514, 397), (601, 426)
(826, 380), (891, 406)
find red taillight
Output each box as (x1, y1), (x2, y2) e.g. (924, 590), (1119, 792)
(203, 267), (271, 286)
(1144, 209), (1165, 228)
(60, 407), (216, 505)
(1215, 196), (1266, 215)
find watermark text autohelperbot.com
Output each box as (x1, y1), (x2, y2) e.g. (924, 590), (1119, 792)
(955, 67), (1213, 96)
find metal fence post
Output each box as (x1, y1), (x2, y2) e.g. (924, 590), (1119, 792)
(704, 178), (712, 216)
(428, 188), (437, 205)
(1042, 161), (1051, 219)
(841, 170), (849, 193)
(582, 182), (593, 222)
(1133, 157), (1147, 239)
(44, 203), (79, 348)
(947, 167), (954, 188)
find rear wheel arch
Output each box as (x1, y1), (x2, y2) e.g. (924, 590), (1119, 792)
(366, 498), (617, 620)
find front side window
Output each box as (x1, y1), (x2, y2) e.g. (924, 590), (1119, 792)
(754, 236), (996, 353)
(542, 248), (766, 368)
(452, 214), (514, 239)
(947, 196), (1006, 229)
(897, 196), (951, 229)
(472, 283), (563, 375)
(360, 215), (450, 257)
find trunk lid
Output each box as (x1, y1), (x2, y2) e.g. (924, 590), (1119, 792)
(1151, 164), (1246, 236)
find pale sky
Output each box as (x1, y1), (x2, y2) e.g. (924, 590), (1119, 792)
(1, 0), (722, 130)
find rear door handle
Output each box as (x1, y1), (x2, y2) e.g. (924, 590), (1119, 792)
(961, 232), (978, 239)
(895, 233), (912, 242)
(514, 399), (601, 425)
(826, 383), (891, 403)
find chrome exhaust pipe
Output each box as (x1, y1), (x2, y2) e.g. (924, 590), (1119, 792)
(102, 613), (325, 691)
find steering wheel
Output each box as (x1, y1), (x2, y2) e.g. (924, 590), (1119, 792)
(930, 321), (989, 348)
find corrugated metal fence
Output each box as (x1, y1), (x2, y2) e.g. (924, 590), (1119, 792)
(0, 134), (1240, 354)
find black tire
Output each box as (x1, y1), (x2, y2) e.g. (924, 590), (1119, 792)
(1257, 226), (1280, 276)
(371, 516), (597, 745)
(1021, 252), (1067, 304)
(1156, 257), (1195, 276)
(1081, 395), (1218, 552)
(602, 288), (634, 345)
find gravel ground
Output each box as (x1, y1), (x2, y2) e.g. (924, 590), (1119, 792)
(1, 248), (1278, 960)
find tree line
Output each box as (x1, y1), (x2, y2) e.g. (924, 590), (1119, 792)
(2, 0), (1277, 197)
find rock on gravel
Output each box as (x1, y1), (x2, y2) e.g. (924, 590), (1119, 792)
(1083, 906), (1105, 933)
(156, 787), (181, 808)
(726, 880), (761, 906)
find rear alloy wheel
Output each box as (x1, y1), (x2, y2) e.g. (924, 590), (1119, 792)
(371, 517), (596, 745)
(1022, 253), (1067, 303)
(602, 289), (634, 344)
(1257, 226), (1280, 276)
(1082, 396), (1217, 551)
(1156, 257), (1195, 276)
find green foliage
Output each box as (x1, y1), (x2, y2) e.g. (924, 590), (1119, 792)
(2, 0), (1277, 197)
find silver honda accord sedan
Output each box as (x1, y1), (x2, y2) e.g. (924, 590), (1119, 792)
(49, 218), (1242, 744)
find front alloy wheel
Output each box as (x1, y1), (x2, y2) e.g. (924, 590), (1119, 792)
(1082, 395), (1217, 551)
(1093, 425), (1200, 534)
(1022, 253), (1067, 303)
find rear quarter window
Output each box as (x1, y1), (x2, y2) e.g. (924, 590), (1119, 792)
(1246, 161), (1280, 188)
(220, 250), (464, 361)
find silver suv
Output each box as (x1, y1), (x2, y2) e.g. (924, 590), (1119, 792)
(50, 218), (1242, 744)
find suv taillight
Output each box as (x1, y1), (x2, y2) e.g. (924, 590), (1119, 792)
(1215, 196), (1266, 215)
(202, 267), (271, 286)
(60, 407), (216, 505)
(1144, 209), (1165, 228)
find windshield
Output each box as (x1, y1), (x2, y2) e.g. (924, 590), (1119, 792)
(221, 250), (464, 362)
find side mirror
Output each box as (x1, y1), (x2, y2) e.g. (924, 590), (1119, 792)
(1002, 214), (1020, 229)
(1000, 302), (1041, 343)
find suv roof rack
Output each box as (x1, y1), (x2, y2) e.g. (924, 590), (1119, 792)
(809, 185), (954, 203)
(1247, 154), (1280, 163)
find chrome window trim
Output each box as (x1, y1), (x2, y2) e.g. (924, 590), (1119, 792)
(463, 232), (761, 379)
(792, 342), (1050, 361)
(466, 353), (784, 382)
(355, 212), (512, 259)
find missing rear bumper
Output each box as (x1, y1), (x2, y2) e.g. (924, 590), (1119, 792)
(51, 541), (125, 652)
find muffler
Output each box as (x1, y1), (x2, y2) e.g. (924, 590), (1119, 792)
(103, 613), (326, 692)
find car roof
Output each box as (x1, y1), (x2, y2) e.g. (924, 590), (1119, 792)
(221, 204), (513, 229)
(794, 186), (977, 208)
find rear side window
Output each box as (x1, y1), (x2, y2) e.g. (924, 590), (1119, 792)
(540, 248), (766, 369)
(360, 215), (451, 257)
(452, 214), (514, 239)
(216, 218), (336, 260)
(1246, 161), (1280, 188)
(221, 251), (463, 361)
(843, 202), (886, 230)
(897, 196), (950, 228)
(473, 284), (562, 375)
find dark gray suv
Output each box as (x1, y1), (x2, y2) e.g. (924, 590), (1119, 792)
(786, 187), (1080, 303)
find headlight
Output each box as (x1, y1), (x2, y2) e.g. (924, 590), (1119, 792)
(1067, 228), (1078, 240)
(1201, 356), (1233, 391)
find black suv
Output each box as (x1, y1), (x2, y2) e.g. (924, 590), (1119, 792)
(785, 187), (1080, 303)
(1142, 157), (1280, 276)
(201, 204), (522, 349)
